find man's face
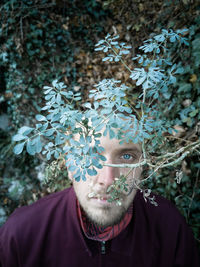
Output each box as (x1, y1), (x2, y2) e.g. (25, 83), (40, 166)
(69, 132), (142, 227)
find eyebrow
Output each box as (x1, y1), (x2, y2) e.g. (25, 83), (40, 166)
(113, 147), (142, 155)
(90, 145), (142, 155)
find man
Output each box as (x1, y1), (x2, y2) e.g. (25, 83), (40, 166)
(0, 129), (199, 267)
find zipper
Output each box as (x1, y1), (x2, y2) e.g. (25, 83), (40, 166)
(101, 241), (106, 255)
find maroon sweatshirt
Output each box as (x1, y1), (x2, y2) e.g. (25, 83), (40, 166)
(0, 187), (199, 267)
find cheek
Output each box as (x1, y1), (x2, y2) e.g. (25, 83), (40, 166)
(133, 167), (142, 177)
(121, 167), (142, 182)
(119, 167), (140, 176)
(73, 180), (91, 195)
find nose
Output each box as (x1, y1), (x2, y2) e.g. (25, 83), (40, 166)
(96, 164), (119, 188)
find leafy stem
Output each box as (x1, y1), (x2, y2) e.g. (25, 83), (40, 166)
(104, 40), (132, 73)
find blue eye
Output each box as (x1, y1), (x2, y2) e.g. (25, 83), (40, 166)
(122, 154), (132, 160)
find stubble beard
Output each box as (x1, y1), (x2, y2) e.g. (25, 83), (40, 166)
(77, 192), (132, 227)
(73, 179), (137, 227)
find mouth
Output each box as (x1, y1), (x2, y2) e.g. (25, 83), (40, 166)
(94, 196), (108, 201)
(88, 192), (112, 204)
(88, 192), (108, 200)
(91, 197), (111, 206)
(88, 192), (123, 206)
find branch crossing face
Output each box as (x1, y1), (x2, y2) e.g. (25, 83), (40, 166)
(13, 29), (198, 204)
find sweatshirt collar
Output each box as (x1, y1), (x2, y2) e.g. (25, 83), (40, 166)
(69, 187), (135, 256)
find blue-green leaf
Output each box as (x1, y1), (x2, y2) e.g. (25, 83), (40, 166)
(109, 128), (115, 139)
(84, 102), (92, 109)
(13, 134), (27, 142)
(47, 151), (51, 160)
(102, 56), (112, 62)
(83, 144), (89, 154)
(18, 126), (34, 135)
(87, 168), (97, 176)
(54, 150), (60, 159)
(98, 154), (106, 161)
(52, 79), (58, 88)
(26, 140), (36, 155)
(35, 136), (42, 153)
(174, 67), (184, 74)
(92, 157), (101, 168)
(36, 114), (47, 121)
(44, 129), (55, 136)
(13, 142), (25, 155)
(69, 165), (77, 172)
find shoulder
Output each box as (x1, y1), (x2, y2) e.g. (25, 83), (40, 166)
(133, 191), (195, 248)
(0, 187), (80, 265)
(134, 190), (183, 216)
(10, 186), (73, 216)
(133, 191), (199, 265)
(0, 187), (75, 236)
(134, 190), (187, 230)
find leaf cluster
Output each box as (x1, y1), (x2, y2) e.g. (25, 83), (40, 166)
(12, 29), (198, 202)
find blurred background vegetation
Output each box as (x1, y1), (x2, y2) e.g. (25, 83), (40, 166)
(0, 0), (199, 247)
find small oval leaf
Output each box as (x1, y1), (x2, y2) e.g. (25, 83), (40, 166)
(13, 134), (27, 142)
(13, 142), (25, 155)
(36, 114), (47, 122)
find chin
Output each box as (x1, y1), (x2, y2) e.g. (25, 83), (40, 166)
(82, 202), (128, 227)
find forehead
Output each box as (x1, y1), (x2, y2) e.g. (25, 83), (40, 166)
(95, 133), (142, 154)
(72, 121), (141, 154)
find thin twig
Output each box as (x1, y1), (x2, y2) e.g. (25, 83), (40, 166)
(104, 142), (200, 170)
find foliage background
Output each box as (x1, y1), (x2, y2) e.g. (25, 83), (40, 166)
(0, 0), (199, 246)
